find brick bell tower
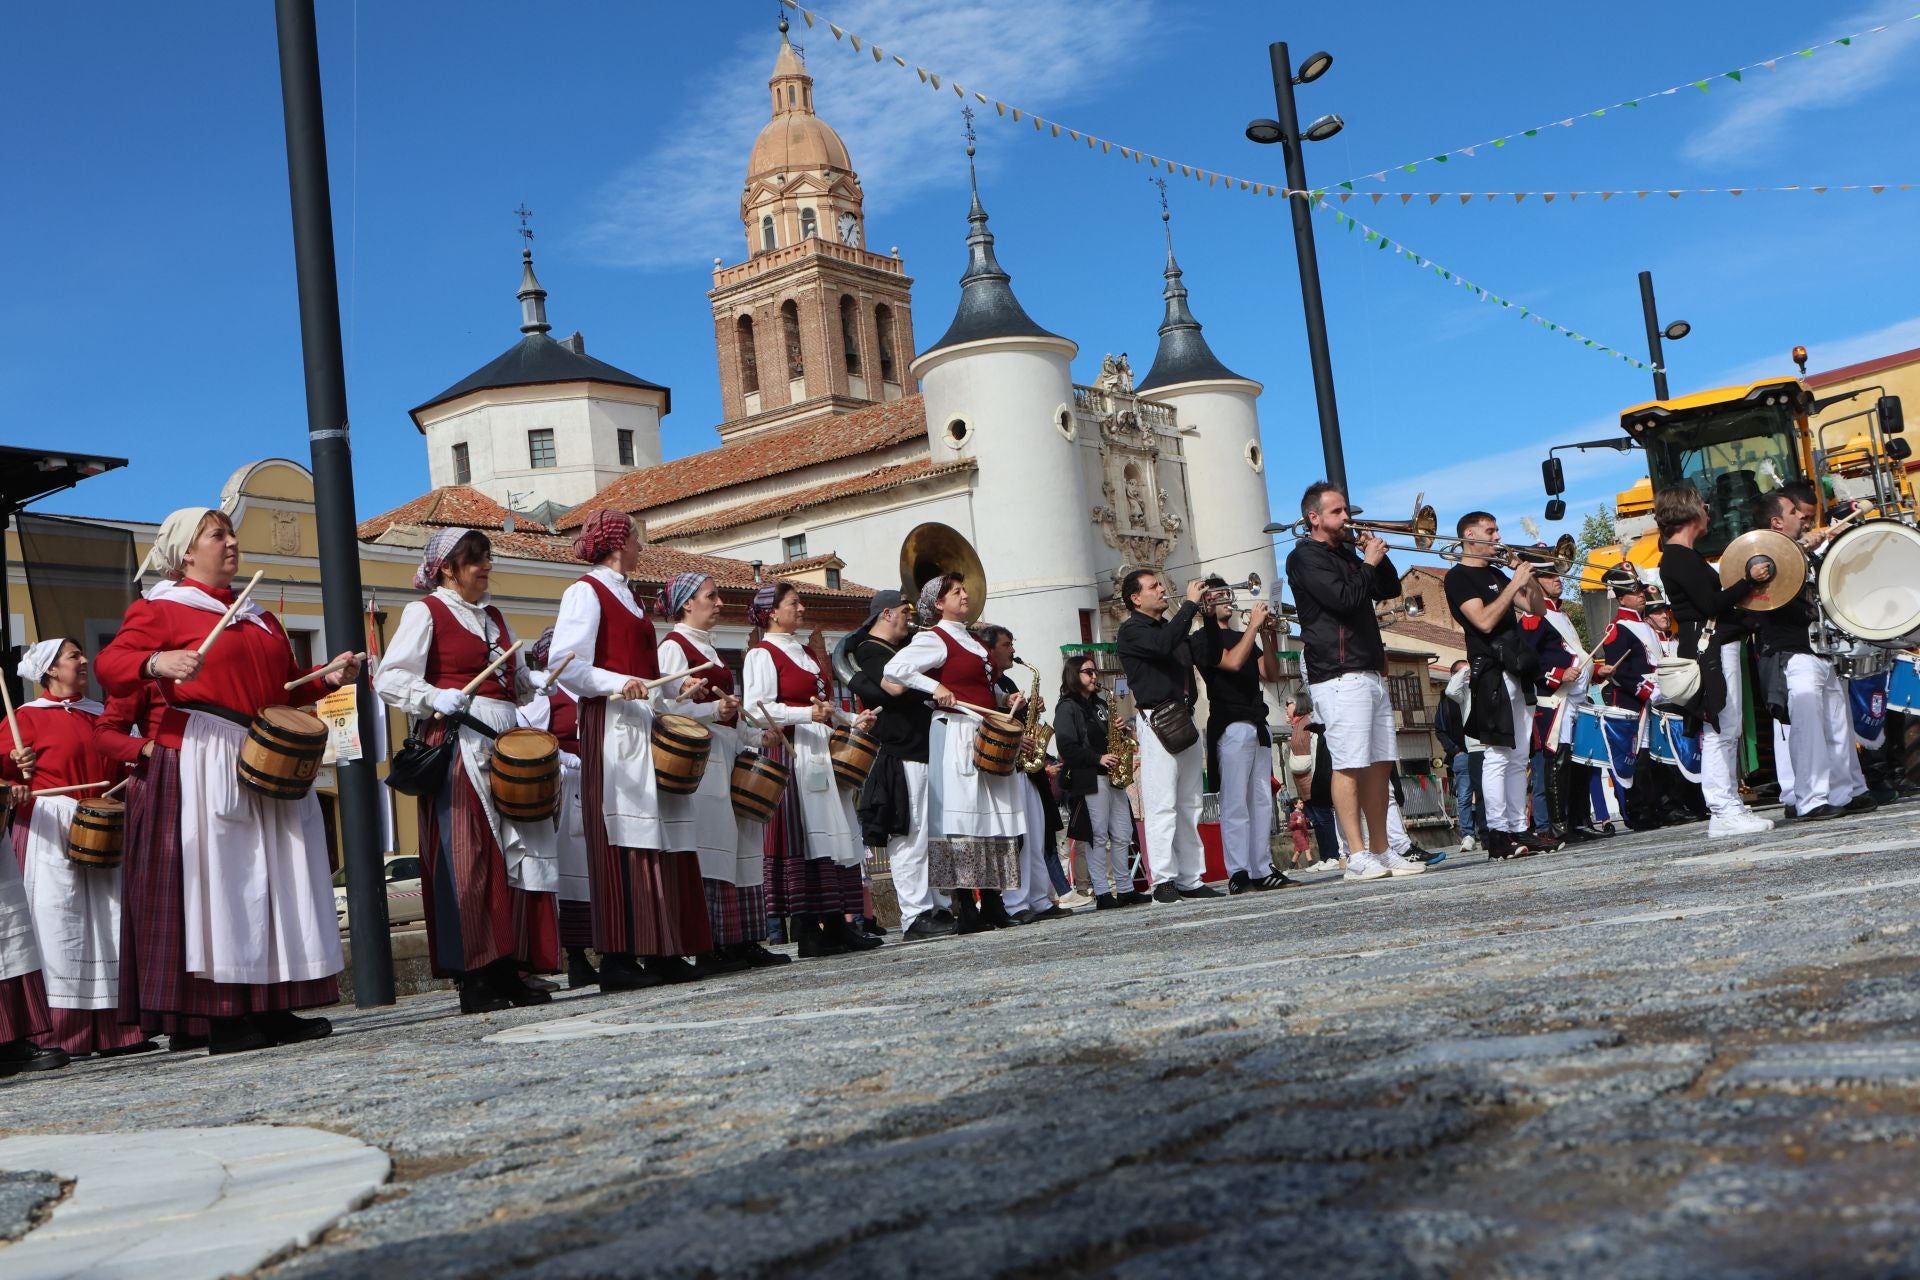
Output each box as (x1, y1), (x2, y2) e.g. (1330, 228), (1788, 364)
(708, 18), (915, 443)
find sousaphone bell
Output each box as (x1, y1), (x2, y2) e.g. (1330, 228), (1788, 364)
(898, 522), (988, 624)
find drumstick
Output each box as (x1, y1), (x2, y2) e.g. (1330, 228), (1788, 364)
(102, 775), (132, 800)
(30, 781), (112, 799)
(194, 570), (266, 659)
(546, 651), (577, 686)
(0, 668), (20, 763)
(283, 650), (367, 692)
(634, 661), (716, 696)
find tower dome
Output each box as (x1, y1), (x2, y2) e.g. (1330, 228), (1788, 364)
(739, 29), (866, 257)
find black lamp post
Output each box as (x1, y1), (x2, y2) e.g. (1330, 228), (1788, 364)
(1247, 43), (1348, 492)
(1637, 270), (1690, 401)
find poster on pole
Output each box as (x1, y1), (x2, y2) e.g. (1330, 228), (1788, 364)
(317, 685), (364, 765)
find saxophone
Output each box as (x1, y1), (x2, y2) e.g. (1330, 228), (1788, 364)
(1015, 661), (1053, 773)
(1106, 685), (1137, 790)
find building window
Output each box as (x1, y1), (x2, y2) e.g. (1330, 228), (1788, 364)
(1079, 609), (1095, 643)
(781, 300), (804, 380)
(617, 429), (635, 466)
(840, 295), (860, 374)
(875, 303), (896, 382)
(825, 568), (841, 590)
(527, 428), (556, 469)
(736, 315), (759, 395)
(1387, 671), (1430, 728)
(800, 207), (818, 239)
(943, 417), (970, 448)
(452, 442), (471, 485)
(783, 533), (808, 561)
(761, 215), (776, 252)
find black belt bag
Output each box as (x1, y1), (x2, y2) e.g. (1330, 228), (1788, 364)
(1146, 701), (1200, 754)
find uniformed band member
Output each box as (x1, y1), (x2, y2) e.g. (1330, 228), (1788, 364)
(1598, 567), (1666, 830)
(1053, 655), (1148, 909)
(1194, 579), (1293, 891)
(374, 528), (560, 1014)
(1519, 564), (1602, 842)
(98, 505), (356, 1055)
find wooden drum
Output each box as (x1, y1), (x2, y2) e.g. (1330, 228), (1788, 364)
(731, 751), (789, 822)
(972, 711), (1023, 777)
(238, 705), (329, 801)
(66, 798), (126, 870)
(491, 727), (560, 822)
(652, 714), (712, 796)
(829, 725), (879, 791)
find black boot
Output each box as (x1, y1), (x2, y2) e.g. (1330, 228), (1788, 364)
(567, 947), (599, 989)
(796, 914), (849, 958)
(952, 891), (989, 935)
(828, 914), (883, 951)
(642, 956), (700, 984)
(488, 958), (551, 1007)
(0, 1039), (70, 1076)
(598, 952), (662, 992)
(251, 1009), (332, 1044)
(458, 973), (511, 1014)
(208, 1016), (274, 1054)
(978, 890), (1016, 929)
(733, 940), (793, 967)
(689, 950), (751, 978)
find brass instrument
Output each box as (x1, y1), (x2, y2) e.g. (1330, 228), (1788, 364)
(1013, 660), (1052, 773)
(898, 521), (988, 624)
(1105, 680), (1136, 790)
(1284, 493), (1439, 551)
(1199, 572), (1263, 608)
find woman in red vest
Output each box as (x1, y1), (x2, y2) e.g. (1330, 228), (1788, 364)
(550, 510), (715, 989)
(375, 528), (560, 1014)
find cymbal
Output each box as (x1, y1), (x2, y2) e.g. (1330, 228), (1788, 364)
(1718, 528), (1807, 610)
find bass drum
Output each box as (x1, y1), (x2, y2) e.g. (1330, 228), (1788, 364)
(1817, 519), (1920, 645)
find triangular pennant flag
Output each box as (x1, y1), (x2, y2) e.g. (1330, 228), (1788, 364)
(1459, 193), (1472, 205)
(1591, 108), (1606, 117)
(1872, 185), (1886, 193)
(1569, 192), (1580, 201)
(1725, 69), (1741, 81)
(1118, 145), (1130, 159)
(1693, 80), (1710, 90)
(1086, 134), (1095, 149)
(916, 67), (928, 83)
(1524, 128), (1538, 137)
(929, 73), (941, 90)
(1543, 193), (1556, 203)
(1838, 36), (1852, 45)
(1558, 118), (1573, 127)
(1149, 155), (1160, 169)
(1068, 129), (1080, 141)
(1369, 171), (1388, 182)
(1178, 164), (1189, 177)
(1428, 193), (1442, 205)
(977, 92), (989, 104)
(1377, 236), (1389, 249)
(1601, 191), (1615, 200)
(1493, 138), (1507, 147)
(893, 55), (907, 67)
(1763, 59), (1778, 70)
(1485, 192), (1497, 201)
(872, 45), (884, 62)
(1729, 188), (1744, 195)
(1434, 154), (1449, 163)
(1364, 229), (1377, 241)
(801, 8), (815, 26)
(828, 23), (843, 40)
(1339, 193), (1352, 203)
(1010, 107), (1021, 122)
(1399, 193), (1413, 204)
(1460, 146), (1476, 156)
(1403, 162), (1418, 173)
(1371, 193), (1383, 204)
(849, 34), (861, 51)
(1797, 48), (1815, 57)
(1668, 190), (1682, 198)
(1035, 117), (1047, 132)
(1625, 98), (1639, 107)
(1208, 172), (1218, 187)
(1340, 179), (1354, 191)
(1635, 190), (1650, 198)
(1102, 140), (1112, 154)
(952, 83), (965, 98)
(1813, 186), (1828, 193)
(1514, 193), (1526, 203)
(995, 101), (1006, 116)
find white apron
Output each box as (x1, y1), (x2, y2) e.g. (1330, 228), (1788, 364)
(19, 796), (121, 1008)
(600, 697), (667, 851)
(0, 831), (43, 984)
(177, 709), (344, 986)
(662, 721), (759, 882)
(555, 752), (590, 903)
(787, 721), (864, 867)
(928, 711), (1026, 840)
(458, 696), (558, 894)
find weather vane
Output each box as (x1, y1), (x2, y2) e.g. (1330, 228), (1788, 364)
(515, 204), (535, 248)
(962, 104), (978, 153)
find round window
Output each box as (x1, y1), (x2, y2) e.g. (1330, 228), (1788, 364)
(944, 418), (971, 448)
(1054, 404), (1076, 441)
(1244, 440), (1264, 473)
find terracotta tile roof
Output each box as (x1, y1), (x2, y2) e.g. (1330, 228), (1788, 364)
(770, 553), (844, 573)
(557, 395), (927, 529)
(648, 457), (974, 540)
(358, 486), (549, 538)
(1380, 618), (1469, 652)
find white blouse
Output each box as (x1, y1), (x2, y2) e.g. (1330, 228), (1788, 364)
(374, 588), (534, 717)
(551, 565), (649, 701)
(657, 625), (725, 722)
(884, 621), (996, 700)
(742, 632), (822, 729)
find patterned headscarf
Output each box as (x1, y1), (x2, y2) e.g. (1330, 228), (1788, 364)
(572, 509), (633, 564)
(16, 637), (66, 685)
(528, 627), (556, 668)
(747, 582), (783, 629)
(413, 526), (475, 593)
(139, 506), (214, 580)
(917, 575), (950, 622)
(657, 571), (711, 620)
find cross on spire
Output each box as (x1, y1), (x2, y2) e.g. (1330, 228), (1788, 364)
(1154, 178), (1173, 251)
(515, 203), (535, 248)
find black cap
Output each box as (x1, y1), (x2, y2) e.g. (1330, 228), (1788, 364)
(864, 589), (907, 624)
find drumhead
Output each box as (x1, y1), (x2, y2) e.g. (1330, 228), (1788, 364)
(494, 727), (558, 761)
(74, 798), (127, 818)
(261, 704), (327, 734)
(1818, 519), (1920, 642)
(657, 713), (712, 742)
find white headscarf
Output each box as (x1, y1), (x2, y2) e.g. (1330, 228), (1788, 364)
(16, 637), (66, 685)
(140, 505), (214, 580)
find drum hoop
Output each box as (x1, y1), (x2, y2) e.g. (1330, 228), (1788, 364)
(260, 705), (328, 734)
(1818, 520), (1920, 641)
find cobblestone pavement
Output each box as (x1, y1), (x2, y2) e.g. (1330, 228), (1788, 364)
(6, 804), (1920, 1278)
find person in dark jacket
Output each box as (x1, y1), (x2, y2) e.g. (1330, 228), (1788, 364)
(1054, 655), (1149, 908)
(1283, 482), (1420, 882)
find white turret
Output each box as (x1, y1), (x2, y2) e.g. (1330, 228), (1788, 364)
(911, 143), (1096, 697)
(1136, 215), (1276, 595)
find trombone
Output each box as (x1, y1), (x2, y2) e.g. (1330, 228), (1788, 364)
(1278, 494), (1615, 579)
(1277, 494), (1440, 550)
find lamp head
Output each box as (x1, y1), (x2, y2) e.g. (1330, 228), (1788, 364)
(1303, 113), (1346, 143)
(1244, 117), (1285, 145)
(1295, 50), (1334, 83)
(1662, 319), (1691, 342)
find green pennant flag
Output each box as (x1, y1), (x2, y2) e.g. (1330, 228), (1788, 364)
(1434, 154), (1448, 163)
(1377, 237), (1389, 249)
(1493, 138), (1507, 147)
(1405, 250), (1418, 262)
(1797, 48), (1815, 57)
(1591, 108), (1606, 117)
(1838, 36), (1852, 45)
(1519, 308), (1529, 318)
(1403, 162), (1418, 172)
(1340, 180), (1354, 191)
(1693, 80), (1710, 91)
(1584, 339), (1596, 347)
(1625, 99), (1639, 107)
(1524, 129), (1538, 137)
(1725, 69), (1742, 81)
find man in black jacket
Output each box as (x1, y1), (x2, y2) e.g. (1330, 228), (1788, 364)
(847, 590), (952, 939)
(1284, 482), (1423, 882)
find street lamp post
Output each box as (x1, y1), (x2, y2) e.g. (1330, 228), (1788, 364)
(1248, 43), (1347, 493)
(1637, 270), (1690, 402)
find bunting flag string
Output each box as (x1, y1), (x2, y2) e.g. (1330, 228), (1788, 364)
(1322, 12), (1920, 191)
(1326, 183), (1916, 205)
(1312, 199), (1659, 372)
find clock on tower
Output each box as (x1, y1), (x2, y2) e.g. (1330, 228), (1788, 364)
(837, 212), (860, 247)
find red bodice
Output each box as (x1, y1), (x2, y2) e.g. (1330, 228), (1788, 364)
(932, 627), (996, 709)
(584, 575), (659, 680)
(756, 639), (826, 708)
(421, 595), (515, 701)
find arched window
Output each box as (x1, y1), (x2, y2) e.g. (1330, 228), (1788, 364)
(875, 303), (896, 383)
(760, 215), (776, 252)
(840, 296), (861, 374)
(800, 207), (818, 239)
(736, 315), (759, 395)
(781, 300), (804, 380)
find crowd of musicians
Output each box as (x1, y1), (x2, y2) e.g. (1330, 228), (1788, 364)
(0, 473), (1905, 1078)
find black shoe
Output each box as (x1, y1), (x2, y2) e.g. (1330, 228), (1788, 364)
(1564, 825), (1599, 845)
(904, 913), (957, 939)
(643, 956), (701, 983)
(1256, 871), (1302, 890)
(1518, 828), (1564, 853)
(930, 907), (956, 925)
(978, 891), (1017, 929)
(598, 953), (664, 991)
(1028, 904), (1073, 921)
(1119, 890), (1154, 906)
(1228, 870), (1251, 895)
(1844, 792), (1880, 814)
(1153, 883), (1180, 903)
(859, 916), (887, 939)
(459, 974), (512, 1014)
(1403, 843), (1436, 864)
(952, 892), (990, 935)
(797, 915), (851, 958)
(1599, 821), (1617, 836)
(208, 1017), (274, 1055)
(566, 948), (600, 990)
(252, 1009), (332, 1044)
(1177, 885), (1223, 899)
(487, 959), (552, 1006)
(1485, 831), (1535, 861)
(689, 951), (750, 979)
(1094, 893), (1122, 910)
(0, 1040), (70, 1075)
(732, 941), (792, 967)
(1793, 803), (1840, 822)
(828, 916), (884, 950)
(167, 1032), (208, 1053)
(98, 1038), (163, 1057)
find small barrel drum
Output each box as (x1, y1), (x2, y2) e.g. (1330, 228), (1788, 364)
(972, 711), (1024, 777)
(491, 727), (560, 822)
(731, 750), (790, 822)
(66, 798), (126, 870)
(653, 714), (712, 796)
(828, 724), (879, 791)
(238, 705), (329, 801)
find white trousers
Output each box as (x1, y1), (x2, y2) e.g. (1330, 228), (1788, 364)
(1784, 654), (1867, 811)
(1336, 786), (1411, 857)
(1005, 774), (1055, 915)
(886, 762), (947, 925)
(1482, 673), (1533, 835)
(1216, 722), (1274, 878)
(1083, 778), (1134, 895)
(1138, 712), (1206, 889)
(1701, 643), (1748, 820)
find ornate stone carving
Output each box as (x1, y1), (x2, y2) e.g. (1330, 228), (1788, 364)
(1094, 352), (1134, 396)
(271, 511), (301, 556)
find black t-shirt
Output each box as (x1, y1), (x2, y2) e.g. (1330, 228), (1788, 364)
(1444, 563), (1513, 666)
(1195, 623), (1266, 728)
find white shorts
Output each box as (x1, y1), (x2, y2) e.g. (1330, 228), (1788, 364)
(1310, 671), (1396, 770)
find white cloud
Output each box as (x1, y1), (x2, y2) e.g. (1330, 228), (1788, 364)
(1682, 1), (1920, 165)
(578, 0), (1158, 270)
(1712, 314), (1920, 387)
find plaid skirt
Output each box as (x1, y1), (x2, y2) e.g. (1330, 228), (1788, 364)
(577, 698), (714, 958)
(763, 779), (865, 916)
(116, 746), (338, 1035)
(416, 720), (559, 978)
(703, 879), (769, 945)
(0, 970), (51, 1043)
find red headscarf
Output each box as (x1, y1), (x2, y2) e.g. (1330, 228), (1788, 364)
(572, 509), (633, 563)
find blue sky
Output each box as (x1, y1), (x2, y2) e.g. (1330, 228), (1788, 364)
(9, 0), (1920, 557)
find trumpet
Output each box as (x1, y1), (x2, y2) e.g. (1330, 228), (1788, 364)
(1199, 573), (1263, 607)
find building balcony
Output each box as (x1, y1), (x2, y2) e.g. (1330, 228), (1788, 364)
(712, 239), (907, 288)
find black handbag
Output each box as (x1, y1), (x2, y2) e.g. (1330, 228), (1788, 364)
(1146, 700), (1200, 754)
(384, 712), (497, 797)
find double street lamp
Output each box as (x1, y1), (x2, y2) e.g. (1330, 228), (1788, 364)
(1247, 43), (1349, 493)
(1637, 269), (1691, 401)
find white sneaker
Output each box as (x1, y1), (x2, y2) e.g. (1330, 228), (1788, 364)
(1343, 852), (1390, 881)
(1311, 858), (1339, 872)
(1056, 890), (1095, 908)
(1380, 851), (1428, 877)
(1707, 811), (1775, 838)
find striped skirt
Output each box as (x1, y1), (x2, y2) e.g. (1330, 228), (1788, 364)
(762, 769), (864, 917)
(0, 971), (51, 1044)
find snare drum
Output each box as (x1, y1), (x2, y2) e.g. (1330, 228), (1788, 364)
(971, 712), (1023, 777)
(1647, 708), (1702, 781)
(1887, 652), (1920, 714)
(1817, 519), (1920, 646)
(238, 705), (329, 801)
(730, 750), (789, 822)
(491, 727), (560, 822)
(1570, 703), (1642, 785)
(66, 798), (126, 870)
(652, 714), (712, 796)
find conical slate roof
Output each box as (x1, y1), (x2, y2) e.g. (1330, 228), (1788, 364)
(1137, 247), (1248, 391)
(922, 174), (1063, 355)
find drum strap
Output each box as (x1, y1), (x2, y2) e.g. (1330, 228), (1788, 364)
(451, 711), (500, 741)
(175, 701), (253, 730)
